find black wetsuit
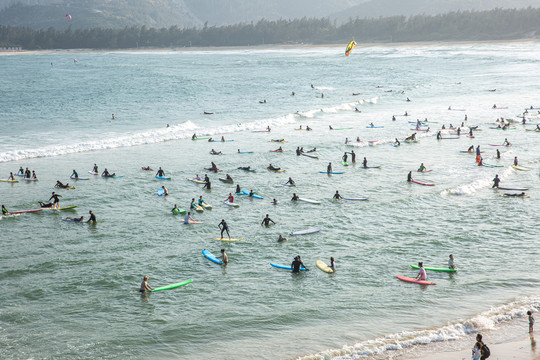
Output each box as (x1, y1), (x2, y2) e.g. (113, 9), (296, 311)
(156, 169), (165, 177)
(492, 177), (501, 188)
(88, 213), (96, 222)
(49, 193), (62, 204)
(261, 217), (275, 226)
(291, 259), (305, 273)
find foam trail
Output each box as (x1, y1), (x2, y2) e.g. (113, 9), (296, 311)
(442, 165), (514, 196)
(299, 296), (540, 360)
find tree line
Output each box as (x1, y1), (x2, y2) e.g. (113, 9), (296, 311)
(1, 7), (539, 50)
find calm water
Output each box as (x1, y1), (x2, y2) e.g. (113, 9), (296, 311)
(0, 44), (539, 359)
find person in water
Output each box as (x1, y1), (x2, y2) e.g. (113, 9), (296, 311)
(291, 193), (299, 201)
(218, 219), (230, 240)
(203, 176), (211, 190)
(190, 198), (198, 209)
(161, 186), (168, 196)
(156, 167), (165, 177)
(210, 149), (222, 155)
(17, 167), (24, 175)
(71, 170), (78, 179)
(2, 204), (8, 215)
(291, 256), (308, 273)
(172, 204), (180, 214)
(140, 276), (153, 293)
(392, 115), (396, 121)
(514, 157), (518, 166)
(329, 257), (336, 271)
(418, 163), (426, 172)
(333, 191), (342, 200)
(329, 125), (333, 130)
(86, 210), (97, 223)
(31, 170), (37, 179)
(503, 138), (511, 146)
(407, 171), (412, 182)
(278, 234), (287, 242)
(394, 138), (400, 146)
(192, 133), (197, 140)
(285, 177), (295, 185)
(342, 153), (348, 163)
(218, 249), (229, 264)
(415, 262), (427, 281)
(102, 169), (110, 177)
(221, 136), (225, 142)
(55, 180), (67, 188)
(448, 254), (456, 269)
(347, 150), (356, 162)
(327, 162), (332, 174)
(225, 174), (233, 181)
(306, 126), (312, 131)
(184, 211), (195, 224)
(198, 196), (207, 207)
(92, 164), (98, 173)
(468, 145), (474, 152)
(504, 192), (526, 197)
(65, 216), (84, 222)
(492, 174), (501, 188)
(271, 199), (279, 205)
(49, 192), (62, 208)
(268, 164), (280, 171)
(261, 214), (276, 226)
(210, 162), (218, 171)
(362, 157), (368, 167)
(226, 193), (234, 203)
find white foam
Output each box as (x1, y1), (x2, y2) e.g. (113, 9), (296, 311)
(442, 165), (514, 196)
(299, 296), (540, 360)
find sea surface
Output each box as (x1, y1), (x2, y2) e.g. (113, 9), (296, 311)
(0, 43), (539, 359)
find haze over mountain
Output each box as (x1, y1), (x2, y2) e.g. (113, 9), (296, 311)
(0, 0), (539, 30)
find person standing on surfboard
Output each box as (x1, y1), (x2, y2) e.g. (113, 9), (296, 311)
(140, 276), (153, 293)
(48, 192), (62, 208)
(362, 157), (368, 167)
(407, 171), (412, 182)
(218, 219), (231, 240)
(415, 262), (427, 281)
(327, 162), (332, 174)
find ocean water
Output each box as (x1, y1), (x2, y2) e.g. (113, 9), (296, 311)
(0, 44), (539, 359)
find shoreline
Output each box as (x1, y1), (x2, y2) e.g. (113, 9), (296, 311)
(0, 38), (539, 56)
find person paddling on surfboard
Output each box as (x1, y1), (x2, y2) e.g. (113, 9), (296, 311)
(140, 276), (153, 293)
(415, 262), (427, 281)
(218, 219), (231, 240)
(65, 216), (84, 222)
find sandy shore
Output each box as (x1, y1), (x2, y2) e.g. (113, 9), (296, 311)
(1, 38), (539, 56)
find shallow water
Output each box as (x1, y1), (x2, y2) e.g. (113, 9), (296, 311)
(0, 44), (539, 359)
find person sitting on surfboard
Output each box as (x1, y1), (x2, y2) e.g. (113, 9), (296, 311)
(7, 172), (14, 181)
(286, 177), (295, 185)
(226, 193), (234, 203)
(306, 126), (312, 131)
(261, 214), (276, 227)
(415, 262), (427, 281)
(172, 204), (180, 214)
(418, 163), (426, 172)
(514, 157), (518, 166)
(92, 164), (98, 173)
(184, 212), (195, 224)
(448, 254), (456, 270)
(86, 210), (97, 223)
(291, 193), (299, 201)
(190, 198), (197, 209)
(71, 170), (79, 179)
(192, 133), (197, 140)
(503, 138), (511, 146)
(291, 256), (308, 273)
(2, 205), (8, 215)
(218, 219), (230, 240)
(210, 162), (218, 171)
(156, 167), (166, 177)
(17, 167), (24, 175)
(140, 276), (153, 293)
(333, 191), (342, 200)
(394, 138), (400, 146)
(221, 136), (226, 142)
(218, 249), (229, 264)
(225, 174), (233, 181)
(198, 196), (207, 207)
(362, 158), (368, 167)
(492, 175), (501, 188)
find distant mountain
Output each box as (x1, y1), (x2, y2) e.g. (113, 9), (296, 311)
(330, 0), (540, 22)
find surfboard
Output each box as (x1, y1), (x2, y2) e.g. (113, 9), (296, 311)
(62, 218), (84, 222)
(301, 153), (318, 159)
(202, 249), (223, 264)
(102, 175), (124, 178)
(342, 197), (368, 201)
(333, 127), (353, 130)
(155, 176), (171, 180)
(8, 209), (43, 214)
(366, 125), (384, 128)
(512, 165), (531, 171)
(43, 205), (78, 211)
(22, 178), (38, 181)
(482, 163), (503, 167)
(495, 187), (529, 191)
(219, 178), (234, 183)
(70, 176), (89, 180)
(223, 201), (239, 207)
(499, 194), (530, 198)
(290, 226), (322, 235)
(417, 170), (432, 173)
(298, 198), (320, 204)
(410, 265), (457, 272)
(411, 179), (435, 186)
(157, 189), (165, 196)
(270, 263), (308, 271)
(184, 218), (202, 224)
(316, 260), (334, 273)
(267, 168), (285, 172)
(361, 166), (381, 169)
(172, 208), (186, 215)
(238, 151), (254, 154)
(319, 171), (345, 174)
(152, 279), (193, 292)
(269, 150), (283, 153)
(396, 275), (436, 285)
(187, 178), (206, 184)
(0, 179), (18, 183)
(192, 137), (211, 140)
(281, 183), (295, 187)
(88, 171), (99, 175)
(342, 161), (349, 166)
(241, 190), (263, 199)
(209, 140), (234, 142)
(193, 205), (204, 212)
(201, 203), (212, 209)
(212, 237), (243, 242)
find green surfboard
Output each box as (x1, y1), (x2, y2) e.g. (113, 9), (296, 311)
(152, 279), (193, 292)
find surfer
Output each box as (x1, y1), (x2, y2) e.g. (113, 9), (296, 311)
(86, 210), (97, 223)
(39, 202), (54, 208)
(221, 136), (226, 142)
(261, 214), (276, 227)
(71, 170), (78, 179)
(369, 122), (374, 128)
(24, 168), (30, 178)
(327, 162), (332, 174)
(65, 216), (84, 222)
(278, 235), (287, 242)
(49, 192), (62, 208)
(406, 97), (411, 102)
(467, 145), (474, 152)
(492, 174), (501, 188)
(268, 164), (281, 171)
(342, 153), (348, 163)
(306, 126), (312, 131)
(112, 114), (115, 120)
(140, 276), (153, 293)
(392, 115), (396, 121)
(208, 138), (213, 142)
(210, 162), (218, 171)
(329, 257), (336, 271)
(285, 177), (295, 185)
(271, 199), (279, 205)
(225, 174), (233, 182)
(291, 193), (299, 201)
(355, 107), (361, 113)
(329, 125), (334, 130)
(504, 192), (526, 197)
(415, 262), (427, 281)
(503, 138), (511, 146)
(192, 134), (197, 140)
(1, 205), (8, 215)
(496, 149), (500, 159)
(238, 166), (251, 171)
(362, 157), (368, 167)
(172, 204), (180, 214)
(218, 249), (228, 264)
(55, 180), (67, 188)
(291, 256), (308, 273)
(418, 163), (426, 172)
(296, 147), (301, 155)
(17, 167), (24, 175)
(210, 149), (222, 155)
(156, 167), (166, 177)
(32, 170), (37, 179)
(161, 186), (168, 196)
(218, 219), (230, 240)
(7, 172), (14, 181)
(235, 184), (241, 193)
(448, 254), (456, 269)
(394, 138), (400, 146)
(184, 212), (195, 224)
(407, 171), (412, 182)
(513, 157), (518, 166)
(477, 157), (483, 166)
(102, 169), (110, 177)
(333, 191), (342, 200)
(203, 175), (211, 190)
(306, 147), (317, 153)
(476, 145), (481, 156)
(226, 193), (234, 203)
(92, 164), (98, 173)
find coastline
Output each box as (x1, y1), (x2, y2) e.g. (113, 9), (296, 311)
(0, 38), (539, 56)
